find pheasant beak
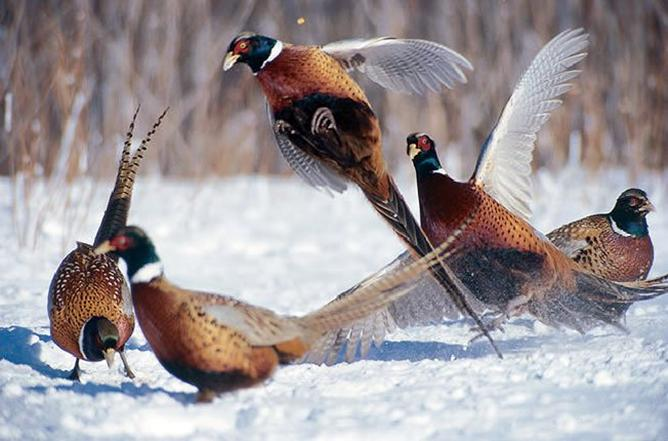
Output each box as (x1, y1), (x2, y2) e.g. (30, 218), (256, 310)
(641, 201), (656, 213)
(407, 143), (420, 160)
(93, 240), (116, 256)
(223, 52), (240, 71)
(103, 348), (116, 369)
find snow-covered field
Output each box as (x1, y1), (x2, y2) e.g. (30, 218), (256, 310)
(1, 169), (667, 440)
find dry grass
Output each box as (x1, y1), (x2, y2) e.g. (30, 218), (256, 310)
(0, 0), (666, 246)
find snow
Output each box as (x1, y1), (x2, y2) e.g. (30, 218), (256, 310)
(1, 170), (667, 440)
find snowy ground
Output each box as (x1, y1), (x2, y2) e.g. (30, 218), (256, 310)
(1, 168), (667, 440)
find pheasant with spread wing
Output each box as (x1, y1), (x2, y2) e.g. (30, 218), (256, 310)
(304, 29), (668, 363)
(93, 218), (473, 402)
(223, 32), (500, 353)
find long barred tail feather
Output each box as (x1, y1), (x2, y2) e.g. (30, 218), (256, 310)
(296, 204), (478, 351)
(532, 270), (668, 333)
(364, 176), (502, 358)
(93, 107), (168, 247)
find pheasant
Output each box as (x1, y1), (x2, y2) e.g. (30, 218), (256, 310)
(303, 29), (667, 363)
(93, 220), (473, 402)
(547, 188), (655, 282)
(223, 32), (501, 353)
(47, 107), (167, 380)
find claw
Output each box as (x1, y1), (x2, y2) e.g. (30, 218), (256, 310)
(273, 119), (292, 135)
(468, 313), (507, 344)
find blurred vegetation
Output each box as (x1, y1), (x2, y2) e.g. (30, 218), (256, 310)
(0, 0), (666, 183)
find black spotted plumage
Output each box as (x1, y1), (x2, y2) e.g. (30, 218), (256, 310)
(47, 108), (167, 380)
(547, 189), (656, 282)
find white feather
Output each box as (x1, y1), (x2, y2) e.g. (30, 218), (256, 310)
(259, 40), (283, 71)
(322, 37), (472, 94)
(472, 28), (589, 221)
(130, 262), (163, 284)
(611, 219), (633, 237)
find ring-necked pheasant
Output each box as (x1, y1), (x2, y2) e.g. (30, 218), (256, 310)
(93, 219), (473, 402)
(47, 107), (167, 380)
(547, 189), (656, 282)
(303, 29), (667, 363)
(223, 32), (501, 354)
(406, 131), (667, 332)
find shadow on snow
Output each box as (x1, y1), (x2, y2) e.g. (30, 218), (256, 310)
(0, 325), (70, 378)
(0, 325), (192, 403)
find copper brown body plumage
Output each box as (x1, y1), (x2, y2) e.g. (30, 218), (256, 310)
(47, 108), (167, 380)
(409, 133), (667, 333)
(223, 32), (502, 354)
(305, 29), (668, 362)
(547, 189), (655, 282)
(94, 223), (471, 402)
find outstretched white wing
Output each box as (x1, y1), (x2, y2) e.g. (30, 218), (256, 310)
(322, 37), (472, 94)
(471, 28), (589, 221)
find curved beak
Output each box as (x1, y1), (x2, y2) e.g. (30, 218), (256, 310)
(223, 52), (240, 71)
(407, 143), (419, 160)
(103, 348), (116, 369)
(93, 240), (115, 256)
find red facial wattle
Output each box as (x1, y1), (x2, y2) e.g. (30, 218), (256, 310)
(111, 235), (132, 251)
(234, 40), (250, 55)
(418, 136), (431, 152)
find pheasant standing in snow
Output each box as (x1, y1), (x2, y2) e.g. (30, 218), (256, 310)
(222, 32), (501, 353)
(48, 107), (167, 380)
(93, 221), (473, 402)
(547, 189), (655, 282)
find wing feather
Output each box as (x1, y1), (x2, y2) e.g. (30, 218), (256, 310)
(267, 103), (347, 194)
(301, 251), (487, 365)
(322, 37), (472, 94)
(202, 300), (303, 347)
(471, 28), (589, 221)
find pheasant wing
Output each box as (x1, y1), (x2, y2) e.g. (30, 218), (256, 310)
(267, 102), (348, 194)
(471, 29), (589, 221)
(322, 37), (472, 94)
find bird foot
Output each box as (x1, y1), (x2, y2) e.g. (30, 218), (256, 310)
(468, 312), (507, 344)
(273, 119), (294, 135)
(119, 351), (135, 380)
(311, 107), (336, 135)
(68, 359), (81, 382)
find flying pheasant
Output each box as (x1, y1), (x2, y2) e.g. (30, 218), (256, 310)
(303, 29), (668, 364)
(223, 32), (500, 353)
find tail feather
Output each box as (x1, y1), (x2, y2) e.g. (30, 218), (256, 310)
(532, 270), (668, 333)
(632, 272), (668, 288)
(93, 107), (168, 246)
(296, 206), (476, 350)
(364, 177), (502, 358)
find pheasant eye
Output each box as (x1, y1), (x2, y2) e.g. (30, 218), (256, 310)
(628, 197), (639, 207)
